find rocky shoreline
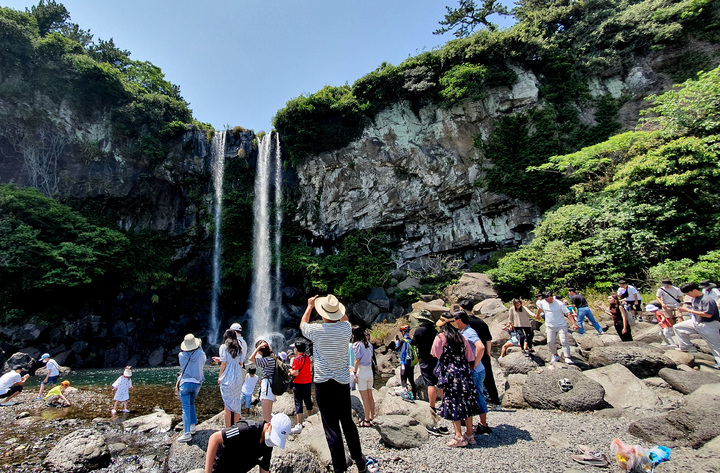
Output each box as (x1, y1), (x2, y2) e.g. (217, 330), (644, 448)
(2, 274), (720, 472)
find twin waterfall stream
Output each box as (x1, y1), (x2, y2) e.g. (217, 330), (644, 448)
(208, 131), (284, 347)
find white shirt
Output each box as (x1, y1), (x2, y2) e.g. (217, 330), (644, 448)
(46, 359), (60, 377)
(619, 285), (640, 302)
(241, 374), (258, 396)
(238, 336), (248, 364)
(537, 299), (570, 328)
(657, 285), (683, 307)
(0, 371), (21, 395)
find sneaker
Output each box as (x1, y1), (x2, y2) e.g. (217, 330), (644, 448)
(111, 409), (117, 415)
(438, 426), (449, 434)
(366, 457), (379, 473)
(0, 401), (16, 407)
(33, 397), (42, 401)
(122, 409), (130, 413)
(565, 358), (575, 365)
(290, 424), (303, 435)
(425, 425), (447, 436)
(713, 363), (720, 370)
(189, 423), (196, 434)
(177, 432), (192, 443)
(551, 355), (560, 363)
(474, 424), (492, 435)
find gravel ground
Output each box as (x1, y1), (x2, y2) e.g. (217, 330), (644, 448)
(354, 408), (634, 473)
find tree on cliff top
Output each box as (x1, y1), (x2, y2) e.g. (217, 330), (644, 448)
(435, 0), (511, 36)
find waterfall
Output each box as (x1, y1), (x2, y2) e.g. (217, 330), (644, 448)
(248, 132), (283, 346)
(208, 131), (226, 346)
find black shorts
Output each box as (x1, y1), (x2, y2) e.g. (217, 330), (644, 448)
(419, 360), (438, 387)
(0, 385), (22, 399)
(292, 382), (313, 414)
(628, 300), (642, 312)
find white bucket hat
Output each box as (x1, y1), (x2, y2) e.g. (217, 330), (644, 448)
(314, 294), (346, 321)
(181, 333), (202, 351)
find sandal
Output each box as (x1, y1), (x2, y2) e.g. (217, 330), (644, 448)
(446, 436), (468, 448)
(462, 432), (476, 445)
(357, 420), (372, 427)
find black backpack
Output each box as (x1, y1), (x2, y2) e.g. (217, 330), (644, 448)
(270, 354), (291, 396)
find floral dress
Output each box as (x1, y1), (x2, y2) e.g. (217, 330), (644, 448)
(432, 334), (480, 421)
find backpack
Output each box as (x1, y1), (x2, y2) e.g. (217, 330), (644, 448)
(403, 339), (418, 367)
(270, 354), (291, 396)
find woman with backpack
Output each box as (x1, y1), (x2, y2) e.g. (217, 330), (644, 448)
(351, 325), (375, 427)
(250, 339), (276, 422)
(397, 326), (418, 400)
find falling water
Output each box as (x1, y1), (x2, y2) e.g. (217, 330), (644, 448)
(248, 132), (283, 345)
(208, 131), (226, 346)
(273, 133), (283, 318)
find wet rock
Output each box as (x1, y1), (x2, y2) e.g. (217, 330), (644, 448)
(658, 367), (720, 394)
(42, 428), (110, 472)
(584, 363), (663, 413)
(373, 415), (428, 448)
(523, 365), (606, 411)
(588, 343), (676, 378)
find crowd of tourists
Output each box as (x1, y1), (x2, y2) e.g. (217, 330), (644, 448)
(1, 278), (719, 473)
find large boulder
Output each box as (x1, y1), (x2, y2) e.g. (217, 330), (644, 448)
(2, 351), (36, 374)
(522, 365), (606, 411)
(410, 301), (450, 320)
(350, 300), (381, 325)
(588, 343), (676, 378)
(376, 391), (439, 429)
(367, 287), (390, 311)
(583, 364), (663, 414)
(43, 429), (110, 472)
(502, 373), (530, 409)
(658, 367), (720, 394)
(10, 323), (49, 343)
(165, 412), (224, 473)
(275, 414), (341, 473)
(122, 407), (178, 433)
(442, 273), (497, 306)
(272, 392), (299, 417)
(148, 347), (164, 367)
(628, 383), (720, 448)
(571, 333), (621, 351)
(373, 415), (428, 448)
(474, 298), (506, 318)
(498, 351), (546, 375)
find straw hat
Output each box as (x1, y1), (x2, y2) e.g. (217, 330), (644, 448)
(314, 294), (346, 321)
(181, 333), (202, 351)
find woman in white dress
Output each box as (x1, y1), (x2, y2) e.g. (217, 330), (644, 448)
(218, 329), (244, 427)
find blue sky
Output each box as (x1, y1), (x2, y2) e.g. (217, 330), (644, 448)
(3, 1), (515, 133)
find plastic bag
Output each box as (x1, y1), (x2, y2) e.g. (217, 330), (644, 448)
(649, 446), (671, 465)
(611, 439), (653, 472)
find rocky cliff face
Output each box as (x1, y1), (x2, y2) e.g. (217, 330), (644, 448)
(292, 53), (704, 260)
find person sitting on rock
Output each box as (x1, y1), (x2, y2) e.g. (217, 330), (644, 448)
(508, 298), (536, 355)
(45, 380), (71, 407)
(536, 292), (575, 364)
(0, 365), (29, 406)
(204, 413), (291, 473)
(676, 282), (720, 369)
(498, 324), (520, 359)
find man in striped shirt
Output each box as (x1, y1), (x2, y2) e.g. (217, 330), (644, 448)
(301, 294), (368, 473)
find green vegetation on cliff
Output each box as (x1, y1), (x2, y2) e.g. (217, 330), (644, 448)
(489, 66), (720, 297)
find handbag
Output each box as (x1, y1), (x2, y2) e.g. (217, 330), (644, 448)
(175, 350), (196, 398)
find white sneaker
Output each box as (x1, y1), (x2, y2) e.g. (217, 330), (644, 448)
(0, 401), (16, 406)
(565, 358), (575, 365)
(551, 355), (560, 363)
(189, 424), (196, 434)
(178, 432), (192, 443)
(290, 424), (303, 435)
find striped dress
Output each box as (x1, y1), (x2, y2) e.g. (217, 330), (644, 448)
(301, 321), (352, 384)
